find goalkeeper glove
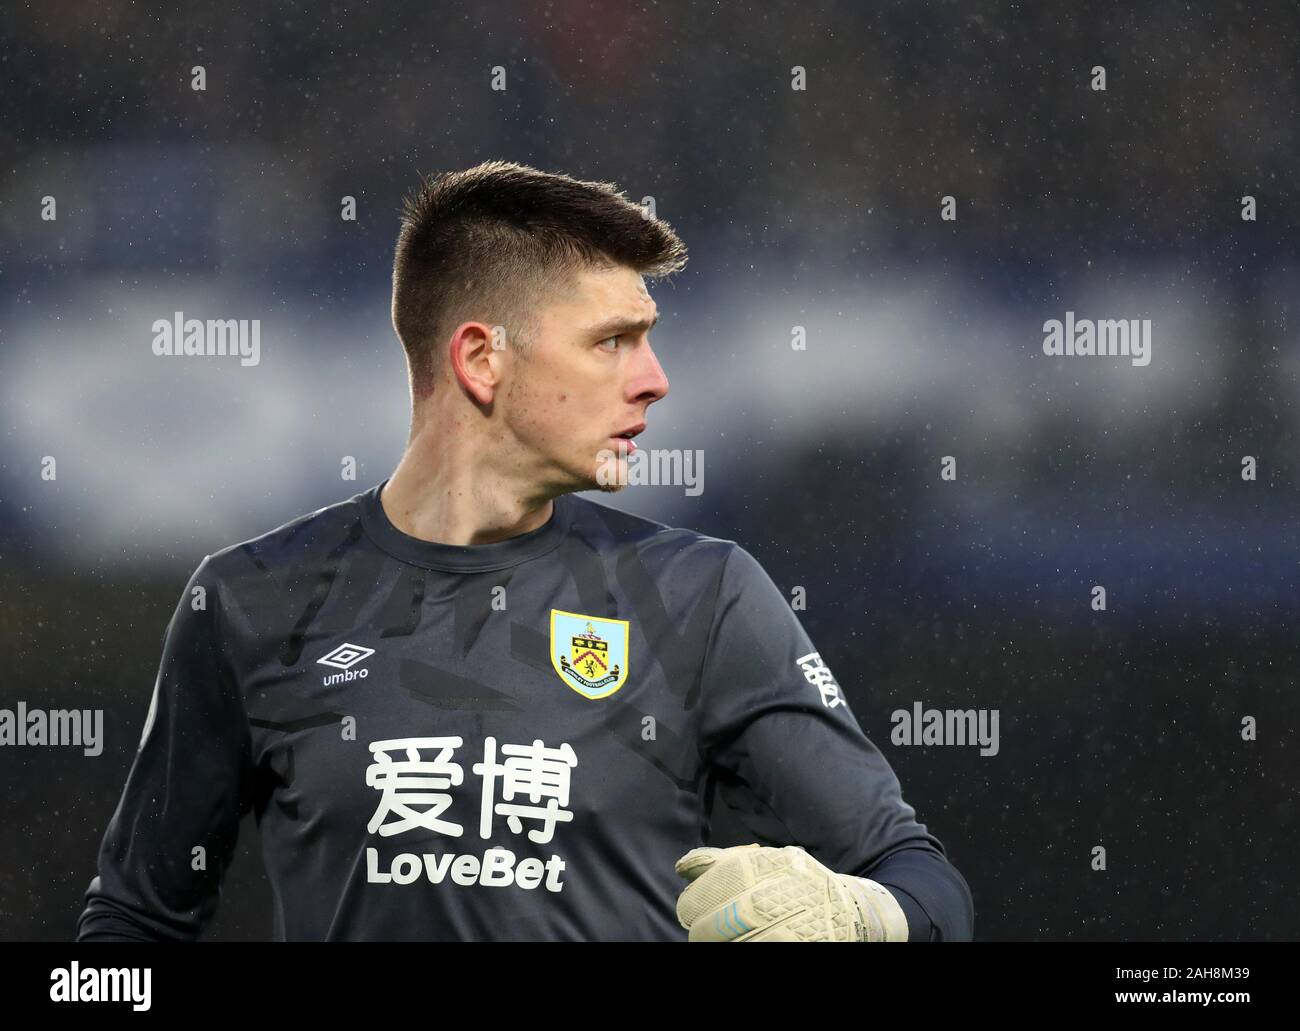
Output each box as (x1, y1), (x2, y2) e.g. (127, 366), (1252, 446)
(674, 843), (909, 942)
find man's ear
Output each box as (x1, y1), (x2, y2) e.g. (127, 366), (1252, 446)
(448, 321), (504, 405)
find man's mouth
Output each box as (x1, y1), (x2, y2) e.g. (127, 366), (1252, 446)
(610, 423), (646, 454)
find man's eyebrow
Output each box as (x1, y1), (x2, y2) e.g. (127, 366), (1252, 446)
(583, 311), (660, 337)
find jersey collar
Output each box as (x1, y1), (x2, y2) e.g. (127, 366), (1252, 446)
(359, 479), (572, 572)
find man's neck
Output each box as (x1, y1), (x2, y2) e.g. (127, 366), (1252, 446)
(379, 423), (556, 548)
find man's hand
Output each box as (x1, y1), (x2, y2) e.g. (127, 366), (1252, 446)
(674, 844), (909, 941)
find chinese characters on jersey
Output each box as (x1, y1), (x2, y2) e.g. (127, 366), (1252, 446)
(364, 736), (578, 892)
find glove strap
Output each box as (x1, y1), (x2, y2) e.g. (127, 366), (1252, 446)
(843, 876), (910, 942)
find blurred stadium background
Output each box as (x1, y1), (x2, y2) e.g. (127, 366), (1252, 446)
(2, 1), (1297, 939)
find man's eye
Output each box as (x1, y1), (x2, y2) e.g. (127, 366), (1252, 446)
(597, 336), (620, 352)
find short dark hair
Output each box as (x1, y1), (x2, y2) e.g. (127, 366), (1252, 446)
(392, 160), (688, 400)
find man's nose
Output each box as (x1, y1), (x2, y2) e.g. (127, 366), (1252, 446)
(630, 341), (670, 403)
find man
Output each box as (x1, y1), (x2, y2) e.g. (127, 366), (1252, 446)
(77, 161), (974, 942)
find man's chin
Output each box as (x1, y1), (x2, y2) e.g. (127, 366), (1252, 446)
(591, 452), (631, 493)
(545, 460), (627, 496)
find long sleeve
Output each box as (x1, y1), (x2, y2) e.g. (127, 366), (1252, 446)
(697, 544), (974, 942)
(76, 555), (255, 941)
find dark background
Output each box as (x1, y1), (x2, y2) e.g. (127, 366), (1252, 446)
(2, 0), (1297, 940)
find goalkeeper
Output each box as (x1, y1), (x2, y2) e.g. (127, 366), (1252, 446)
(77, 161), (974, 942)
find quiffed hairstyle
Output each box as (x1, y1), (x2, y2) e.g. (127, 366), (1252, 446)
(392, 160), (688, 400)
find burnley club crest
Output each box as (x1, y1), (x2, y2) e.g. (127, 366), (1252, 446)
(549, 609), (630, 699)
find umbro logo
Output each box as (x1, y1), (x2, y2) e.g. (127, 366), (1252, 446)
(317, 643), (375, 670)
(317, 643), (375, 685)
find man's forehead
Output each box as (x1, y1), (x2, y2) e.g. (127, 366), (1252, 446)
(545, 265), (658, 325)
(572, 264), (651, 302)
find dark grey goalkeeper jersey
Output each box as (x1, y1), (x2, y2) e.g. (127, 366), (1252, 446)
(76, 481), (974, 942)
